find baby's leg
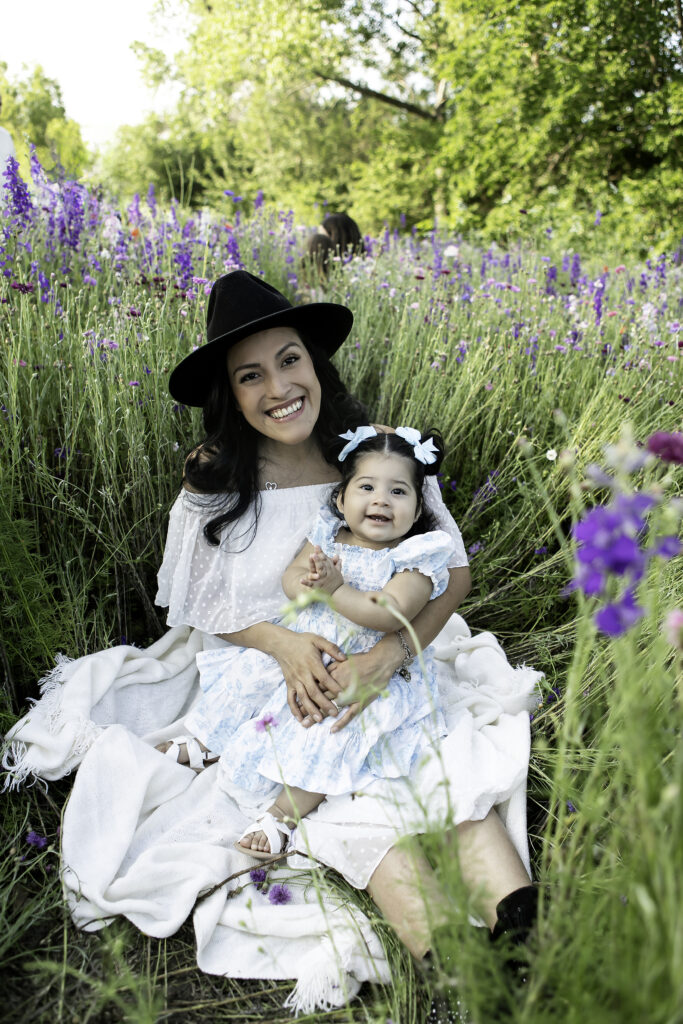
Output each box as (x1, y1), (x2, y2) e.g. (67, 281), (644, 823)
(239, 787), (324, 854)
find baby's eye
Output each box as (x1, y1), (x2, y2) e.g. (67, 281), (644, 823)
(392, 488), (407, 495)
(359, 483), (373, 491)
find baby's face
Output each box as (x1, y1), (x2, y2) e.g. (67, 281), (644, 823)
(337, 453), (419, 549)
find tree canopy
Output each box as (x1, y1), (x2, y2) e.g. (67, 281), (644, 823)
(0, 63), (91, 180)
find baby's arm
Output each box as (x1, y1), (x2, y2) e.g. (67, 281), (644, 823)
(326, 569), (433, 632)
(282, 541), (320, 599)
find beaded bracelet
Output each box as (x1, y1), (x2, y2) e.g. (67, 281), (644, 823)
(396, 629), (413, 681)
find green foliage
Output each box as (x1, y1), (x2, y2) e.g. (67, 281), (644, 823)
(437, 0), (683, 252)
(0, 63), (91, 179)
(95, 0), (683, 255)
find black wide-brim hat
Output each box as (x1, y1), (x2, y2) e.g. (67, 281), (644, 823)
(168, 270), (354, 406)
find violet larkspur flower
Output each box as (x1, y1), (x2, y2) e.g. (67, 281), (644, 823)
(254, 714), (277, 732)
(647, 431), (683, 465)
(26, 830), (48, 849)
(268, 883), (292, 905)
(595, 588), (644, 637)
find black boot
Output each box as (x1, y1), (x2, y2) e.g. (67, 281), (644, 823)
(489, 884), (539, 982)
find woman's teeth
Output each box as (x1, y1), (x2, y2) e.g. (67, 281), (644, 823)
(268, 398), (303, 419)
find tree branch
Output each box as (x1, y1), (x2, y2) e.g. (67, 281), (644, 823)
(313, 70), (440, 120)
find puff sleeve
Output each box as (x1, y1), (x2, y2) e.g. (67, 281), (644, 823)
(390, 530), (456, 599)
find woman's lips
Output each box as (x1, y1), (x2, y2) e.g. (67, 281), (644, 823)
(266, 397), (304, 420)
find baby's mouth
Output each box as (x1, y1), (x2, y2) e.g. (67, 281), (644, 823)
(267, 397), (304, 420)
(367, 514), (391, 523)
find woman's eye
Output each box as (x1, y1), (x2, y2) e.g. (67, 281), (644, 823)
(282, 354), (299, 367)
(239, 372), (260, 383)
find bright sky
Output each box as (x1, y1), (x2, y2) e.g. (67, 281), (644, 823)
(1, 0), (189, 149)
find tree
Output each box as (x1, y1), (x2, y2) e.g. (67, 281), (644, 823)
(436, 0), (683, 250)
(0, 63), (91, 180)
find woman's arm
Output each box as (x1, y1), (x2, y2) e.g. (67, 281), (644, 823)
(217, 620), (345, 724)
(328, 564), (471, 732)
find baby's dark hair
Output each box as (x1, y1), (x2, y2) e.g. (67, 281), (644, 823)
(329, 428), (445, 539)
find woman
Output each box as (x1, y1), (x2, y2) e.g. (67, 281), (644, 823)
(4, 271), (540, 1016)
(161, 273), (538, 952)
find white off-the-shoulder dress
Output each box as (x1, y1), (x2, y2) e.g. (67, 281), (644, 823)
(3, 476), (542, 1014)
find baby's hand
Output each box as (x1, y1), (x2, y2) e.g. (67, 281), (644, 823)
(301, 546), (344, 594)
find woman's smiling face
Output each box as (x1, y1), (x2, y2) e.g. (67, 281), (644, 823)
(227, 327), (322, 446)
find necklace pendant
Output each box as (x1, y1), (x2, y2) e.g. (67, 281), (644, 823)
(264, 481), (278, 491)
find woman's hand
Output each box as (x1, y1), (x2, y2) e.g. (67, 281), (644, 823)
(271, 630), (346, 725)
(301, 546), (344, 594)
(325, 636), (403, 733)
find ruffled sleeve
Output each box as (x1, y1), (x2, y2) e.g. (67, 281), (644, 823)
(155, 486), (330, 634)
(423, 477), (469, 568)
(307, 506), (342, 553)
(390, 530), (455, 599)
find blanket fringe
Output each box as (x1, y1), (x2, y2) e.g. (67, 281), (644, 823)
(283, 942), (357, 1016)
(1, 653), (94, 792)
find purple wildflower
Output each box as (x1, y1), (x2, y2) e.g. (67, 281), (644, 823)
(652, 536), (682, 559)
(595, 589), (644, 637)
(249, 868), (268, 890)
(255, 714), (278, 732)
(26, 830), (48, 849)
(268, 883), (292, 905)
(647, 432), (683, 465)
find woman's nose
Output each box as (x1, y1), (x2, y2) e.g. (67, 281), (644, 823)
(264, 369), (289, 397)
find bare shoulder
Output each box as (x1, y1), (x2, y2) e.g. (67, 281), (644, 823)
(182, 444), (215, 493)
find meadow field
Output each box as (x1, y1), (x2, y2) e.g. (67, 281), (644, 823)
(1, 158), (682, 1023)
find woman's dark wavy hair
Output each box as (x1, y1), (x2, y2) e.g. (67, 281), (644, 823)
(183, 333), (368, 548)
(328, 429), (445, 540)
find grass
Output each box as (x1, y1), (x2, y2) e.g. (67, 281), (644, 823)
(1, 160), (682, 1022)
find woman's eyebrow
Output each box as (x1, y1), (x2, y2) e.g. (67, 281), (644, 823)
(232, 342), (301, 376)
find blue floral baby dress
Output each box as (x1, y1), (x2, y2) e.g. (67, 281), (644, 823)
(187, 507), (456, 796)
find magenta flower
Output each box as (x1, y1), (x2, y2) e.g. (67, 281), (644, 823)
(268, 883), (292, 905)
(254, 714), (278, 733)
(647, 432), (683, 465)
(664, 609), (683, 652)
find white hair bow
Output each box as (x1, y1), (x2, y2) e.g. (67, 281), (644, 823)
(395, 426), (438, 465)
(338, 425), (377, 461)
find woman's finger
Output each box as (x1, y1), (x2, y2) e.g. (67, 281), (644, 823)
(330, 703), (359, 733)
(287, 687), (304, 723)
(314, 637), (346, 662)
(303, 677), (338, 717)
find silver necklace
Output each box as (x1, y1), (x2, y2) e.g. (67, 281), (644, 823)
(264, 481), (278, 490)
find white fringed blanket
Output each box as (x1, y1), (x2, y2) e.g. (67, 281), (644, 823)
(2, 616), (542, 1015)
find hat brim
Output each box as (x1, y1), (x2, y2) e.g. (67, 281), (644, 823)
(169, 302), (353, 406)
